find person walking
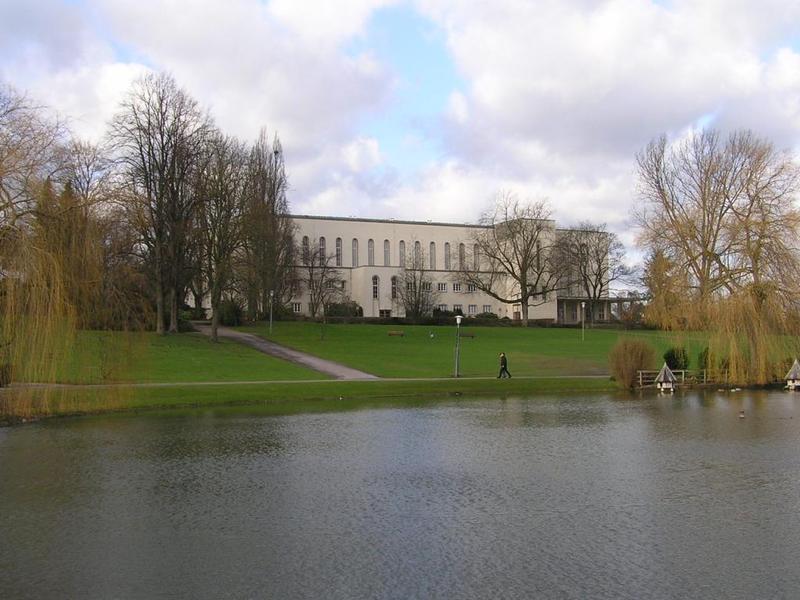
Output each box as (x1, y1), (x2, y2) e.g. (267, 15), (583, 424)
(498, 352), (511, 378)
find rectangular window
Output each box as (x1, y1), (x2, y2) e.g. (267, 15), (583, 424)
(466, 284), (476, 292)
(379, 309), (391, 318)
(482, 305), (491, 313)
(453, 283), (462, 292)
(326, 280), (336, 289)
(438, 304), (448, 312)
(422, 282), (431, 292)
(453, 304), (463, 313)
(292, 302), (302, 313)
(599, 304), (605, 320)
(468, 304), (477, 314)
(437, 282), (447, 292)
(340, 281), (346, 290)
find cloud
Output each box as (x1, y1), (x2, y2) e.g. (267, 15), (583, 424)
(268, 0), (398, 46)
(2, 0), (800, 253)
(0, 0), (397, 213)
(412, 0), (800, 231)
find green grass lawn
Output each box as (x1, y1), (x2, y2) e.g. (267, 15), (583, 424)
(52, 331), (326, 384)
(237, 321), (709, 378)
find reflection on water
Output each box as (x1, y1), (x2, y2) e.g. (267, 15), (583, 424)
(2, 390), (800, 599)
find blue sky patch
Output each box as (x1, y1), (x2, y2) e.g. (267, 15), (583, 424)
(347, 5), (464, 180)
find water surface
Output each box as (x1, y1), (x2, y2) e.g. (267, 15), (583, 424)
(1, 391), (799, 599)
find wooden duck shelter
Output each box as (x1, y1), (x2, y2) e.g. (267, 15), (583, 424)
(786, 359), (800, 391)
(654, 362), (677, 392)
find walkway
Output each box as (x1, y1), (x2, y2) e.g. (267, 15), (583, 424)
(12, 374), (610, 390)
(193, 323), (380, 381)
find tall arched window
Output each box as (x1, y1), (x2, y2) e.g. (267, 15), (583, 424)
(302, 236), (310, 264)
(352, 238), (359, 267)
(391, 276), (397, 299)
(430, 242), (436, 270)
(444, 242), (451, 270)
(372, 275), (379, 299)
(335, 238), (342, 266)
(459, 243), (466, 270)
(368, 239), (375, 266)
(399, 240), (406, 266)
(414, 241), (421, 267)
(319, 237), (326, 265)
(473, 243), (479, 270)
(383, 239), (390, 266)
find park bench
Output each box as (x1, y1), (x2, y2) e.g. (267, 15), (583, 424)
(461, 332), (476, 338)
(387, 331), (405, 337)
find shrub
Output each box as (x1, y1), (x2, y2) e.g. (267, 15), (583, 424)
(218, 299), (244, 326)
(609, 338), (656, 389)
(664, 346), (689, 370)
(325, 300), (363, 317)
(698, 347), (710, 370)
(475, 312), (498, 319)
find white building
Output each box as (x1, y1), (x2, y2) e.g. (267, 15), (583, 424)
(290, 214), (604, 323)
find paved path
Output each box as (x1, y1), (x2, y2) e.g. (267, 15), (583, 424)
(193, 323), (380, 380)
(11, 374), (610, 390)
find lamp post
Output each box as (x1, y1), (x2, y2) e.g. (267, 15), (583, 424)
(454, 314), (463, 378)
(580, 301), (586, 342)
(269, 290), (274, 336)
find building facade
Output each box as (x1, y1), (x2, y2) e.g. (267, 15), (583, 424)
(290, 214), (612, 323)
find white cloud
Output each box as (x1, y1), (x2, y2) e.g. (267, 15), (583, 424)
(268, 0), (398, 46)
(2, 0), (800, 252)
(411, 0), (800, 233)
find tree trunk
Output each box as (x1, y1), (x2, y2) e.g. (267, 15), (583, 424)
(155, 246), (165, 335)
(521, 300), (529, 327)
(193, 290), (203, 314)
(168, 287), (179, 333)
(210, 285), (221, 342)
(211, 305), (220, 342)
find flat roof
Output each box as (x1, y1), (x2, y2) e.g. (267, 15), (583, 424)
(289, 214), (492, 229)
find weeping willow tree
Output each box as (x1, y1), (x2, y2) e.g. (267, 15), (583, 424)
(0, 173), (151, 420)
(636, 129), (800, 384)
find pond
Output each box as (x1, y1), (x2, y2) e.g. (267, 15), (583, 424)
(1, 391), (800, 599)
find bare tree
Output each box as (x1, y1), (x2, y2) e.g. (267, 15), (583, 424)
(636, 129), (800, 383)
(635, 129), (800, 324)
(0, 84), (67, 236)
(108, 72), (213, 334)
(65, 139), (113, 205)
(298, 239), (342, 337)
(239, 130), (295, 319)
(395, 243), (440, 318)
(196, 133), (247, 342)
(558, 223), (632, 324)
(460, 191), (564, 326)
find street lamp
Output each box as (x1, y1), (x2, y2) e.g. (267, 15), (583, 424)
(269, 290), (274, 336)
(580, 301), (586, 342)
(454, 314), (463, 378)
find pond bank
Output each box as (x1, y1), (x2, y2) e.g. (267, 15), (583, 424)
(0, 376), (617, 425)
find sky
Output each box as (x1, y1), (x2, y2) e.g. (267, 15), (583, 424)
(2, 0), (800, 252)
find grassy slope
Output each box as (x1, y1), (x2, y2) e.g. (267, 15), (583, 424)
(238, 322), (708, 378)
(52, 331), (326, 384)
